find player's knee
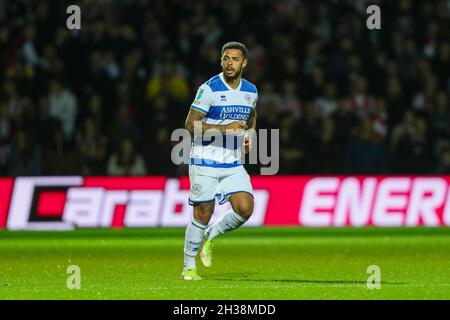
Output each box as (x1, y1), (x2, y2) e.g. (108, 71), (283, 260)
(234, 200), (254, 219)
(194, 202), (214, 223)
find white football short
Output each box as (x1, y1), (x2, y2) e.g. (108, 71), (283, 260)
(188, 164), (254, 205)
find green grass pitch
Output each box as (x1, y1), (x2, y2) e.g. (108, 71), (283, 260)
(1, 227), (450, 299)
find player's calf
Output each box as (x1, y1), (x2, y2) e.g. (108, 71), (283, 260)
(203, 193), (253, 247)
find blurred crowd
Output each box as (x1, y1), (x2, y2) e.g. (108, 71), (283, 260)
(0, 0), (449, 177)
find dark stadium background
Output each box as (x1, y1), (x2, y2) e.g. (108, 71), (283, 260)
(0, 0), (449, 177)
(2, 0), (450, 302)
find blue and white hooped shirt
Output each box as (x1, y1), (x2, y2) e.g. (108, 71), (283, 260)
(190, 72), (258, 168)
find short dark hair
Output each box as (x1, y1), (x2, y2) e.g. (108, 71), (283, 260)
(221, 42), (248, 59)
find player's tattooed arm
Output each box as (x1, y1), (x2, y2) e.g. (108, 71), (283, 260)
(185, 109), (245, 135)
(246, 108), (257, 130)
(243, 109), (257, 153)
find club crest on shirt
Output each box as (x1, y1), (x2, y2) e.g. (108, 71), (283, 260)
(191, 184), (203, 195)
(245, 93), (251, 103)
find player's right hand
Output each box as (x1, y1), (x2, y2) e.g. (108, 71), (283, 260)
(224, 121), (246, 134)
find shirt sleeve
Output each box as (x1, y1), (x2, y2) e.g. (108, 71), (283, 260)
(253, 91), (258, 108)
(191, 84), (213, 114)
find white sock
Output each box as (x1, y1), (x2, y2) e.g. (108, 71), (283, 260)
(183, 218), (207, 271)
(204, 209), (248, 241)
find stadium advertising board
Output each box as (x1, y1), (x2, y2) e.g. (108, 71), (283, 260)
(1, 176), (450, 230)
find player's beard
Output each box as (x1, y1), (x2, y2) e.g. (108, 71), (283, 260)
(223, 67), (242, 82)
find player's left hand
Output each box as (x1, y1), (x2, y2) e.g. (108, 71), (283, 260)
(243, 131), (253, 154)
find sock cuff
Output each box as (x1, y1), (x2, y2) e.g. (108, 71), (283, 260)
(231, 210), (248, 223)
(191, 218), (208, 229)
(184, 251), (197, 257)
